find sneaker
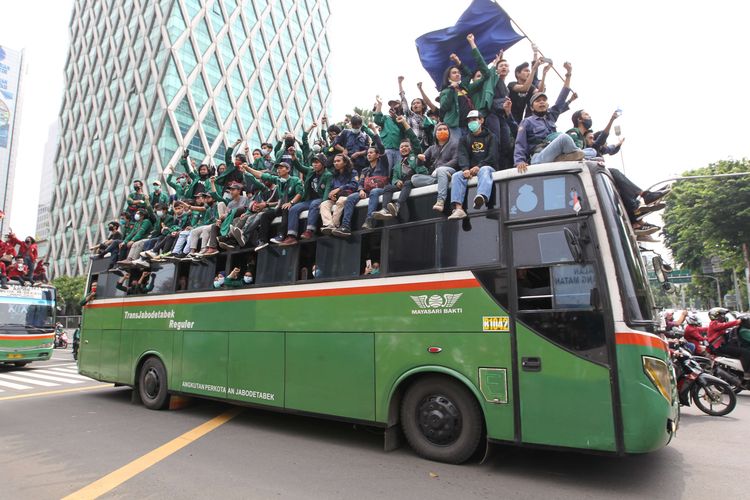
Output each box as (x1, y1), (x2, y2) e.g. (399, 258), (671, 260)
(387, 202), (400, 217)
(634, 202), (666, 218)
(321, 225), (335, 235)
(332, 226), (351, 238)
(432, 199), (445, 212)
(277, 236), (298, 247)
(116, 259), (134, 267)
(202, 248), (219, 256)
(372, 209), (393, 220)
(473, 195), (486, 210)
(642, 188), (671, 205)
(270, 235), (284, 245)
(133, 258), (150, 269)
(110, 268), (125, 276)
(218, 241), (235, 250)
(634, 222), (660, 236)
(102, 252), (111, 258)
(554, 150), (585, 162)
(361, 218), (373, 230)
(637, 234), (659, 243)
(448, 207), (467, 220)
(89, 245), (100, 252)
(300, 230), (314, 240)
(229, 226), (243, 245)
(254, 241), (269, 252)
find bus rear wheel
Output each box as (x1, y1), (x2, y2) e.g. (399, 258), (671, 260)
(138, 357), (170, 410)
(400, 376), (483, 464)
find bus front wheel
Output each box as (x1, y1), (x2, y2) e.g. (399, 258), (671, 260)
(400, 376), (484, 464)
(138, 357), (170, 410)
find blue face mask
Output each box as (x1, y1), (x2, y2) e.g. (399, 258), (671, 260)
(468, 121), (481, 133)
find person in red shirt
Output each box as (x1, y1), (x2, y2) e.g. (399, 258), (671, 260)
(0, 260), (8, 289)
(33, 260), (49, 283)
(1, 236), (16, 264)
(8, 233), (38, 281)
(684, 313), (708, 354)
(706, 307), (750, 377)
(6, 256), (28, 284)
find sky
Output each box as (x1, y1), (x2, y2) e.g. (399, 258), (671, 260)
(1, 0), (750, 239)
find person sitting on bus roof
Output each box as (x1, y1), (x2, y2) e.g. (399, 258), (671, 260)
(410, 122), (460, 213)
(356, 136), (391, 231)
(145, 201), (189, 260)
(7, 256), (29, 285)
(202, 181), (250, 256)
(1, 233), (17, 265)
(333, 115), (372, 174)
(126, 180), (147, 216)
(150, 180), (169, 207)
(252, 142), (276, 172)
(165, 196), (204, 260)
(447, 110), (500, 220)
(278, 154), (333, 244)
(0, 259), (8, 289)
(91, 221), (122, 255)
(244, 161), (303, 247)
(6, 232), (38, 280)
(113, 208), (153, 269)
(221, 174), (278, 252)
(370, 117), (425, 227)
(319, 154), (359, 237)
(513, 62), (578, 174)
(215, 139), (248, 190)
(33, 259), (49, 284)
(165, 164), (193, 201)
(118, 200), (159, 269)
(185, 181), (227, 260)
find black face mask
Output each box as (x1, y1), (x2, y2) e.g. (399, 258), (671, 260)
(284, 138), (295, 147)
(582, 118), (593, 130)
(533, 110), (546, 117)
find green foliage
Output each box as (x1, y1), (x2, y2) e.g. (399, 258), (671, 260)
(663, 159), (750, 272)
(51, 275), (87, 315)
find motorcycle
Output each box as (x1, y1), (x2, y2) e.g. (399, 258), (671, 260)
(54, 329), (69, 349)
(700, 312), (750, 394)
(672, 344), (736, 416)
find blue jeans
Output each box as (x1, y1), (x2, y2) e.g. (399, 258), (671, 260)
(304, 198), (324, 231)
(340, 192), (363, 229)
(287, 200), (313, 236)
(531, 134), (580, 164)
(384, 149), (400, 174)
(450, 166), (494, 206)
(583, 147), (598, 159)
(414, 166), (455, 202)
(367, 187), (385, 218)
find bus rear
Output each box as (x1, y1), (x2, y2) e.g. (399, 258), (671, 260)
(0, 285), (56, 367)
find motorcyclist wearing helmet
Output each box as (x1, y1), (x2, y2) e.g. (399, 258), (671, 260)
(684, 312), (708, 354)
(707, 307), (750, 377)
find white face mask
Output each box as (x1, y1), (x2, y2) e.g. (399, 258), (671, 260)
(134, 213), (142, 221)
(262, 148), (271, 156)
(312, 144), (322, 153)
(156, 211), (164, 217)
(242, 276), (253, 284)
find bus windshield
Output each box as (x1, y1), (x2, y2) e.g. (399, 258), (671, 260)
(596, 173), (655, 326)
(0, 287), (56, 329)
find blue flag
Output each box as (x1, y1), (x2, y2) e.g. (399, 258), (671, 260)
(415, 0), (525, 89)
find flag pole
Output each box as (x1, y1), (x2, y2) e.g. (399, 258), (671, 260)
(507, 17), (568, 85)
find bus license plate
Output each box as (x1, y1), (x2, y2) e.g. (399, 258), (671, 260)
(7, 353), (24, 359)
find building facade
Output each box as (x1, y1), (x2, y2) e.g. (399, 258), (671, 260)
(50, 0), (332, 277)
(35, 122), (59, 258)
(0, 45), (24, 237)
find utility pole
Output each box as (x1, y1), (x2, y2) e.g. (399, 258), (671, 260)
(733, 268), (743, 312)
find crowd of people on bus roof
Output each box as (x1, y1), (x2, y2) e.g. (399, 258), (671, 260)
(0, 231), (47, 289)
(90, 34), (669, 288)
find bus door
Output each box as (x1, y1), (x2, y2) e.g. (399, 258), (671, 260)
(509, 219), (616, 451)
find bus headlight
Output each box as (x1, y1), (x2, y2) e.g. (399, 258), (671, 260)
(643, 356), (671, 403)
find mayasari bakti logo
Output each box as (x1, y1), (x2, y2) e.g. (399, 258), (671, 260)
(410, 293), (463, 315)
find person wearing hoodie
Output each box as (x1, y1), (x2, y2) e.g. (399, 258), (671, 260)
(319, 154), (359, 235)
(448, 111), (500, 220)
(406, 122), (459, 213)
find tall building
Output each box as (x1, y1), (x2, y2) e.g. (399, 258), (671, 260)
(35, 122), (60, 258)
(50, 0), (332, 277)
(0, 45), (25, 237)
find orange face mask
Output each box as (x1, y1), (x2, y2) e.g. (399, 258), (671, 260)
(435, 130), (450, 142)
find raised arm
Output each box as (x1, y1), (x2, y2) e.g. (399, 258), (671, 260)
(510, 58), (542, 93)
(416, 82), (439, 114)
(563, 61), (573, 89)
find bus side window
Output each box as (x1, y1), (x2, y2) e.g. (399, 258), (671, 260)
(387, 223), (436, 274)
(361, 231), (382, 277)
(315, 236), (361, 280)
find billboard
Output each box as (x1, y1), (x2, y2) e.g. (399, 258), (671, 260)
(0, 45), (23, 234)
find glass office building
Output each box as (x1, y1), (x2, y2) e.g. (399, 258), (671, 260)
(50, 0), (332, 277)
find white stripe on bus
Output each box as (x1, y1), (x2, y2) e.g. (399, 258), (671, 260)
(0, 374), (59, 387)
(90, 270), (478, 306)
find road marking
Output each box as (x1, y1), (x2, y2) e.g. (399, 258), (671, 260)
(45, 368), (94, 380)
(0, 379), (35, 390)
(0, 384), (114, 401)
(0, 373), (58, 387)
(62, 407), (242, 500)
(17, 371), (84, 384)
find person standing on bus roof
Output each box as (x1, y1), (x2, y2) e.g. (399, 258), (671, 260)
(447, 110), (499, 220)
(514, 62), (580, 174)
(374, 95), (407, 174)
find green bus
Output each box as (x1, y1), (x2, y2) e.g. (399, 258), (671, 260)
(0, 284), (57, 367)
(80, 162), (678, 463)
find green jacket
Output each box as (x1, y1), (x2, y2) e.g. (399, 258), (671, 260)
(390, 129), (425, 183)
(149, 189), (170, 207)
(126, 190), (146, 211)
(374, 112), (405, 150)
(178, 158), (202, 197)
(293, 159), (334, 201)
(166, 173), (191, 200)
(260, 172), (303, 203)
(565, 128), (587, 149)
(466, 47), (498, 115)
(123, 218), (153, 243)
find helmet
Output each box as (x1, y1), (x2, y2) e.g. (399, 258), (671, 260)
(708, 307), (729, 321)
(686, 313), (701, 326)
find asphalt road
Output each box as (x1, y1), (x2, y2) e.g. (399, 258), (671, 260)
(1, 350), (748, 499)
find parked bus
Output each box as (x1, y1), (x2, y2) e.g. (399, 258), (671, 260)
(80, 162), (678, 464)
(0, 284), (57, 367)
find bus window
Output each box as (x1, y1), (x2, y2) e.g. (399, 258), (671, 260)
(439, 212), (501, 269)
(360, 231), (382, 276)
(508, 175), (586, 221)
(387, 223), (436, 274)
(512, 227), (574, 267)
(298, 242), (317, 281)
(315, 236), (360, 279)
(149, 265), (177, 294)
(257, 246), (297, 285)
(187, 261), (215, 291)
(176, 262), (190, 291)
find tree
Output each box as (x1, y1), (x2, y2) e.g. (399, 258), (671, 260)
(662, 159), (750, 298)
(51, 275), (87, 316)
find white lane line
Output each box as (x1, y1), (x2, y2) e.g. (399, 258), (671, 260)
(17, 372), (83, 384)
(0, 379), (32, 390)
(52, 367), (80, 373)
(0, 374), (59, 387)
(45, 369), (93, 380)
